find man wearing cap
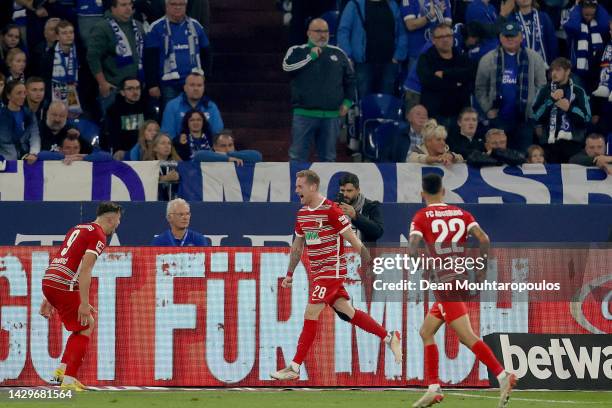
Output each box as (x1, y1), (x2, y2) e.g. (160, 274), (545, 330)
(475, 20), (547, 153)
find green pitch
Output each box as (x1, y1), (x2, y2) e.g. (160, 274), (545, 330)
(1, 389), (610, 408)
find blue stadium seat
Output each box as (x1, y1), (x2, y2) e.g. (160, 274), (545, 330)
(364, 121), (403, 162)
(359, 94), (403, 160)
(320, 10), (340, 45)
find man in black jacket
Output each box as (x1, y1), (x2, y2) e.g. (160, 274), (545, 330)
(417, 23), (475, 131)
(283, 18), (355, 162)
(337, 172), (384, 244)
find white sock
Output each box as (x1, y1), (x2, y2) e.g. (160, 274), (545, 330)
(497, 371), (507, 384)
(58, 363), (66, 371)
(62, 375), (76, 385)
(290, 361), (300, 372)
(428, 384), (441, 392)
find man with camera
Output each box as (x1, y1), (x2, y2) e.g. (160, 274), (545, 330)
(337, 173), (384, 244)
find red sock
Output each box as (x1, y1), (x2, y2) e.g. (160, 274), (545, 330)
(424, 344), (440, 385)
(64, 333), (90, 378)
(471, 340), (504, 377)
(350, 310), (387, 339)
(292, 319), (318, 365)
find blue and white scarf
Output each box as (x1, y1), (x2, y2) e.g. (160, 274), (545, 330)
(52, 42), (78, 84)
(162, 17), (203, 81)
(548, 80), (575, 144)
(593, 42), (612, 100)
(187, 132), (211, 159)
(515, 10), (547, 65)
(575, 18), (604, 74)
(108, 17), (144, 80)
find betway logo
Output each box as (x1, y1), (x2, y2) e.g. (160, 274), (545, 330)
(501, 334), (612, 380)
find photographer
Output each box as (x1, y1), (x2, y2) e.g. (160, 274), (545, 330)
(337, 173), (384, 244)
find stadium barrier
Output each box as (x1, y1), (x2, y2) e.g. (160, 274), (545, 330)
(1, 246), (609, 388)
(1, 161), (611, 204)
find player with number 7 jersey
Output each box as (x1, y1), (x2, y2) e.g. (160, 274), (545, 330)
(39, 202), (122, 392)
(408, 174), (516, 408)
(270, 170), (402, 381)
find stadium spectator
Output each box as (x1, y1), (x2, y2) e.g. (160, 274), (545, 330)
(337, 172), (383, 244)
(402, 0), (452, 69)
(532, 57), (590, 163)
(5, 48), (26, 83)
(145, 0), (212, 104)
(338, 0), (407, 97)
(408, 119), (464, 164)
(527, 144), (546, 163)
(145, 133), (181, 200)
(41, 20), (83, 117)
(0, 25), (24, 72)
(194, 130), (262, 164)
(30, 18), (60, 74)
(466, 0), (498, 36)
(87, 0), (145, 114)
(283, 18), (355, 162)
(104, 77), (154, 160)
(0, 80), (40, 162)
(37, 134), (113, 164)
(475, 21), (547, 152)
(288, 0), (337, 46)
(569, 132), (612, 173)
(468, 128), (527, 166)
(417, 23), (475, 129)
(591, 18), (612, 127)
(174, 110), (212, 161)
(127, 119), (159, 160)
(447, 107), (486, 158)
(76, 0), (106, 50)
(160, 72), (223, 139)
(40, 101), (91, 154)
(380, 104), (429, 162)
(499, 0), (559, 66)
(151, 198), (208, 246)
(25, 76), (46, 125)
(563, 0), (609, 93)
(456, 21), (500, 62)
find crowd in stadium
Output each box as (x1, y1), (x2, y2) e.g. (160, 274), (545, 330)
(1, 0), (612, 190)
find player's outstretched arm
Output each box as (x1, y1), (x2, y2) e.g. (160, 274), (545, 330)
(408, 234), (423, 258)
(282, 235), (305, 288)
(341, 228), (371, 264)
(77, 253), (98, 326)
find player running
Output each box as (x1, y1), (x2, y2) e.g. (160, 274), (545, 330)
(270, 170), (402, 380)
(408, 174), (516, 408)
(39, 202), (122, 391)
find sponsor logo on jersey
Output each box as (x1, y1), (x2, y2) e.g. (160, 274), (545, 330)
(305, 231), (322, 245)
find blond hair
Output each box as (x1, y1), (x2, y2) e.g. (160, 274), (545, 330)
(422, 119), (447, 142)
(296, 169), (320, 189)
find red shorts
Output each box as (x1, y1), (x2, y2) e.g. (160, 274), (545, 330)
(429, 301), (468, 324)
(42, 284), (90, 332)
(309, 278), (350, 305)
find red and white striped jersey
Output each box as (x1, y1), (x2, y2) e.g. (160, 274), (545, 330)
(42, 222), (107, 290)
(295, 198), (352, 281)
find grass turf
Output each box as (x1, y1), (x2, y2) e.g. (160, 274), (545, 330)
(1, 389), (610, 408)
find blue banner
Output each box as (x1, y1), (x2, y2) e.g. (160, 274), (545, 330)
(177, 162), (612, 204)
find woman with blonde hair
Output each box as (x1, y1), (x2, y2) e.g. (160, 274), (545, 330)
(146, 133), (181, 200)
(128, 120), (160, 160)
(408, 119), (464, 165)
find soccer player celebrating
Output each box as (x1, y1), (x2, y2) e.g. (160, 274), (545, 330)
(409, 174), (516, 408)
(39, 202), (122, 391)
(270, 170), (402, 380)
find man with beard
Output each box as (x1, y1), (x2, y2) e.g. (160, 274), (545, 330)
(40, 101), (91, 154)
(337, 172), (384, 244)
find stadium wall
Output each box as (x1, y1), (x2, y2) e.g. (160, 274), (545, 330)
(0, 247), (609, 387)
